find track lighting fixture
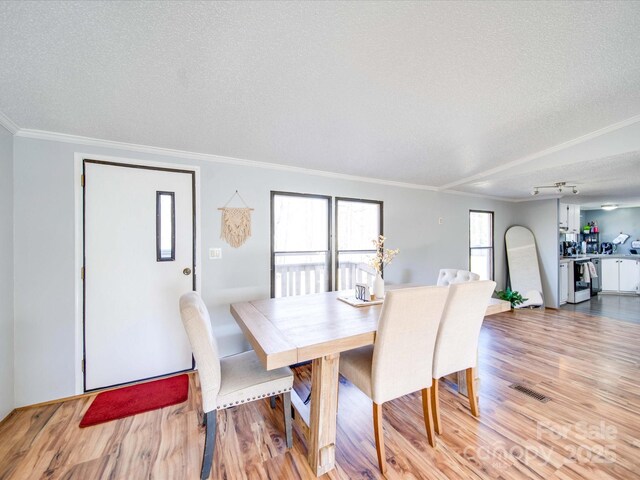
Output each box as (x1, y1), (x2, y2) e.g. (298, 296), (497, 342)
(530, 182), (579, 196)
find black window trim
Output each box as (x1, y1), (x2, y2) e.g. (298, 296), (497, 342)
(469, 209), (495, 281)
(270, 191), (333, 298)
(335, 197), (384, 288)
(156, 191), (176, 262)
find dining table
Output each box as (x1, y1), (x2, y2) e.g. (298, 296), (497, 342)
(230, 287), (510, 476)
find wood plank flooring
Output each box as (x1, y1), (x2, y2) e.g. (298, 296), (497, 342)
(560, 293), (640, 324)
(2, 307), (640, 479)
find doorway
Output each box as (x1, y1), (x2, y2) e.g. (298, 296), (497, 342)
(83, 159), (196, 391)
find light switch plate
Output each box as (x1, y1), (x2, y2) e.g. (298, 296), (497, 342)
(209, 248), (222, 259)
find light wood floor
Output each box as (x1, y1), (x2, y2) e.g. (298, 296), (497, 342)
(2, 308), (640, 479)
(560, 293), (640, 324)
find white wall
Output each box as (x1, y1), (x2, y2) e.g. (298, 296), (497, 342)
(511, 199), (560, 308)
(13, 136), (518, 406)
(0, 126), (14, 420)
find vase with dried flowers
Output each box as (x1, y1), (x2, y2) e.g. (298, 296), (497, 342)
(368, 235), (399, 299)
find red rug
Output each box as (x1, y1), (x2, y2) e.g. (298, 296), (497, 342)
(80, 374), (189, 427)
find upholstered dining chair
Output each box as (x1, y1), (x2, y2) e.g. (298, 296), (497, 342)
(179, 292), (294, 480)
(339, 286), (450, 474)
(430, 280), (496, 434)
(436, 268), (480, 286)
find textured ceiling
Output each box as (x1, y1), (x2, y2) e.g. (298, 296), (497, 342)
(1, 1), (640, 204)
(464, 150), (640, 208)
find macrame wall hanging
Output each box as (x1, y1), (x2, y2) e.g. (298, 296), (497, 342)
(218, 190), (254, 248)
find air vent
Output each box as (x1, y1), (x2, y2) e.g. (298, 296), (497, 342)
(509, 383), (551, 403)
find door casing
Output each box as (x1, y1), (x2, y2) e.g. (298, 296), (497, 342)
(74, 152), (201, 394)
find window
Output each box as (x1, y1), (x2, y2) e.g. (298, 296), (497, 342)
(271, 192), (331, 298)
(271, 192), (383, 298)
(469, 210), (494, 280)
(156, 191), (175, 261)
(336, 198), (383, 290)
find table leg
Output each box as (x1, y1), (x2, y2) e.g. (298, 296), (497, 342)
(308, 353), (340, 476)
(457, 351), (480, 398)
(457, 367), (479, 400)
(457, 370), (469, 397)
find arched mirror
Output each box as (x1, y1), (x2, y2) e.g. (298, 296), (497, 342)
(505, 226), (544, 308)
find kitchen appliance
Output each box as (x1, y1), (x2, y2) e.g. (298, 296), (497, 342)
(568, 259), (591, 304)
(590, 258), (601, 296)
(600, 242), (614, 255)
(561, 241), (577, 257)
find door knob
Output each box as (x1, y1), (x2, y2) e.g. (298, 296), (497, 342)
(183, 267), (192, 276)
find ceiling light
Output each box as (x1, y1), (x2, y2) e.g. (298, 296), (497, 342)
(601, 204), (618, 211)
(531, 181), (579, 195)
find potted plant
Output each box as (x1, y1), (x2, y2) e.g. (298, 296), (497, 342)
(495, 288), (528, 310)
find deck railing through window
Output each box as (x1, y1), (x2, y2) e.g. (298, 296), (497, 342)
(274, 260), (372, 298)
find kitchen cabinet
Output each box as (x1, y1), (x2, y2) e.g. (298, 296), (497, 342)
(601, 259), (618, 292)
(619, 259), (639, 293)
(559, 263), (568, 304)
(559, 203), (581, 233)
(559, 203), (569, 230)
(601, 258), (640, 294)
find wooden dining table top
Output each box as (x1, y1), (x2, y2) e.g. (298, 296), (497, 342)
(230, 288), (510, 371)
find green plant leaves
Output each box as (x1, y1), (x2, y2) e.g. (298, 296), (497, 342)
(495, 288), (528, 308)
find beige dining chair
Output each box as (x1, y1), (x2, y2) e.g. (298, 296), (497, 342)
(179, 292), (294, 480)
(431, 280), (496, 434)
(338, 286), (450, 474)
(436, 268), (480, 286)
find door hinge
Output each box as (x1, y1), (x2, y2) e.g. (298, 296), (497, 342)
(81, 359), (85, 373)
(81, 267), (84, 280)
(81, 174), (85, 187)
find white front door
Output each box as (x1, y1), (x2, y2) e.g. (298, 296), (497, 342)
(84, 160), (195, 391)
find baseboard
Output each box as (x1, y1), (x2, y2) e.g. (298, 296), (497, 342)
(0, 408), (17, 427)
(15, 371), (196, 411)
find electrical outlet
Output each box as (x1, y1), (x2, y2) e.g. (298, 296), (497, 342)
(438, 217), (444, 225)
(209, 248), (222, 259)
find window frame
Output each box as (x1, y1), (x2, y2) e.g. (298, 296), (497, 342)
(468, 210), (495, 280)
(335, 197), (384, 288)
(156, 191), (176, 262)
(270, 191), (333, 298)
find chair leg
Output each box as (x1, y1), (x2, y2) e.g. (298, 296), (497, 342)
(270, 396), (277, 409)
(466, 368), (479, 417)
(421, 388), (436, 447)
(431, 378), (442, 435)
(372, 402), (387, 474)
(201, 411), (216, 480)
(283, 392), (293, 449)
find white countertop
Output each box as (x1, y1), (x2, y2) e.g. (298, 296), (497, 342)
(561, 254), (640, 262)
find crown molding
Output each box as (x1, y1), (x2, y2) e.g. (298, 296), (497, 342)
(14, 128), (526, 203)
(439, 113), (640, 190)
(439, 188), (519, 203)
(16, 128), (444, 192)
(0, 110), (19, 135)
